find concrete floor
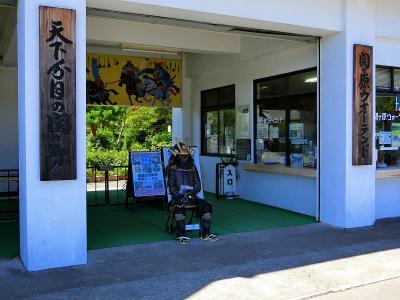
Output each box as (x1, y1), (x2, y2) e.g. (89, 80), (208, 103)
(0, 219), (400, 299)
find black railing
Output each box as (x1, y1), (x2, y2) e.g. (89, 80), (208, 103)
(86, 165), (129, 207)
(0, 166), (130, 214)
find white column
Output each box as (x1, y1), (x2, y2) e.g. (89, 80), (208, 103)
(320, 0), (376, 228)
(18, 0), (87, 271)
(172, 53), (192, 145)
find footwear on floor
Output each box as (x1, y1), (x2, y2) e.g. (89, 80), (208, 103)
(201, 234), (220, 242)
(176, 236), (191, 245)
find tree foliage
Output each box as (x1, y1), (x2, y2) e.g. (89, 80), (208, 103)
(86, 106), (172, 166)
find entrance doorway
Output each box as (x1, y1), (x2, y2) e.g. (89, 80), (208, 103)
(0, 3), (18, 259)
(84, 9), (319, 250)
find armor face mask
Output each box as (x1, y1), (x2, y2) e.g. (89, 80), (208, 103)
(177, 142), (189, 162)
(170, 139), (193, 162)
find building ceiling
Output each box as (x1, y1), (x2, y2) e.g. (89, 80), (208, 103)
(0, 4), (317, 67)
(87, 8), (318, 44)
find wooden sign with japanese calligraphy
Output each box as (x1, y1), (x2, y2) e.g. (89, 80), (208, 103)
(353, 44), (373, 165)
(39, 6), (76, 180)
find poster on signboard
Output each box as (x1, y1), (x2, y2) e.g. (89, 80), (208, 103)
(87, 53), (181, 107)
(130, 151), (166, 198)
(163, 146), (204, 202)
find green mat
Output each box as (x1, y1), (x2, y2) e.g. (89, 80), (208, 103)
(0, 216), (19, 259)
(0, 191), (316, 259)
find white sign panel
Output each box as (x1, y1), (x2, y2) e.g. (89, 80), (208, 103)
(223, 164), (237, 196)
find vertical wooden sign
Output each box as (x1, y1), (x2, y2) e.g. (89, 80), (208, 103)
(40, 6), (76, 180)
(353, 44), (373, 166)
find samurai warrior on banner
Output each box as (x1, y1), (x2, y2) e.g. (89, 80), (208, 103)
(118, 61), (143, 105)
(141, 62), (181, 105)
(167, 141), (219, 245)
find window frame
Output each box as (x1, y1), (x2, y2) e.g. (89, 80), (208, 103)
(253, 67), (317, 167)
(375, 65), (400, 169)
(201, 84), (236, 157)
(376, 65), (400, 96)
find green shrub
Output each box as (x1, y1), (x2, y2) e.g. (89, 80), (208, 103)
(146, 132), (172, 150)
(86, 149), (129, 167)
(87, 129), (116, 150)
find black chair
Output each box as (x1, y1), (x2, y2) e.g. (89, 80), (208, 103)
(165, 201), (200, 235)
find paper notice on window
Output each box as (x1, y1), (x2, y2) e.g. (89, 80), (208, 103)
(391, 124), (400, 147)
(205, 123), (211, 138)
(257, 124), (269, 138)
(236, 105), (250, 139)
(210, 135), (218, 153)
(269, 126), (279, 138)
(289, 123), (304, 139)
(378, 131), (392, 145)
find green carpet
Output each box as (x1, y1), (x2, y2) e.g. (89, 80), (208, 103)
(0, 216), (19, 259)
(0, 191), (316, 258)
(88, 191), (316, 250)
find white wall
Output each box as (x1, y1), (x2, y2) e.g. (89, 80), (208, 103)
(199, 156), (317, 216)
(376, 178), (400, 219)
(375, 0), (400, 40)
(0, 68), (18, 170)
(18, 0), (87, 271)
(376, 36), (400, 68)
(188, 37), (318, 216)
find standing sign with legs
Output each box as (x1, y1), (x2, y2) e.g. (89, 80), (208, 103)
(125, 151), (167, 211)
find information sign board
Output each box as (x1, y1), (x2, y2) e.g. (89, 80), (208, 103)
(130, 151), (166, 197)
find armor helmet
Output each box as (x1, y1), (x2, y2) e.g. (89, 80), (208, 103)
(169, 139), (193, 157)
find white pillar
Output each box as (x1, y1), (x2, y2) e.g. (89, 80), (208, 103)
(320, 0), (376, 228)
(172, 108), (184, 142)
(172, 53), (192, 145)
(18, 0), (87, 271)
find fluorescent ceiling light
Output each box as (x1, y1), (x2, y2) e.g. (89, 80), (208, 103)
(120, 43), (181, 56)
(304, 77), (317, 83)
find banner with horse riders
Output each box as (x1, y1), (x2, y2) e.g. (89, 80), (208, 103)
(86, 53), (182, 107)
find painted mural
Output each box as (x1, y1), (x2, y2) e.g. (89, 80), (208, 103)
(86, 53), (181, 107)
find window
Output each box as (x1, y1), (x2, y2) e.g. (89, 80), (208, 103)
(376, 66), (400, 169)
(254, 69), (317, 168)
(201, 85), (235, 156)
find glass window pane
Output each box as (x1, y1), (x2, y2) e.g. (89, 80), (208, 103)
(202, 89), (218, 108)
(255, 106), (286, 164)
(256, 77), (285, 99)
(375, 96), (400, 169)
(219, 85), (235, 106)
(254, 70), (317, 167)
(376, 68), (391, 90)
(394, 69), (400, 91)
(289, 110), (317, 168)
(287, 70), (317, 95)
(219, 109), (236, 155)
(204, 111), (218, 154)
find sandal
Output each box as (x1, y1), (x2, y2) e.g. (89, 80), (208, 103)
(201, 234), (220, 242)
(177, 236), (191, 245)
